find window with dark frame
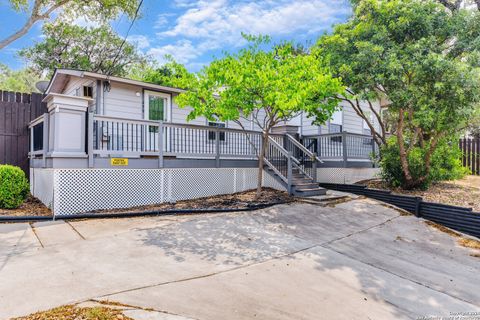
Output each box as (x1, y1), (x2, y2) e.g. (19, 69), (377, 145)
(83, 86), (93, 98)
(208, 121), (226, 141)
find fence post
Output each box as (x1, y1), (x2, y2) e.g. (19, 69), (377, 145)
(287, 151), (293, 195)
(312, 152), (317, 183)
(414, 197), (422, 217)
(42, 113), (49, 168)
(87, 113), (94, 168)
(342, 131), (348, 168)
(158, 121), (164, 168)
(215, 128), (220, 168)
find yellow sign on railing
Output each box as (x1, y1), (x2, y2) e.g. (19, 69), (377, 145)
(111, 158), (128, 166)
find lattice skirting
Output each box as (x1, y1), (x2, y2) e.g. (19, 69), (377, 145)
(316, 167), (380, 184)
(31, 168), (286, 215)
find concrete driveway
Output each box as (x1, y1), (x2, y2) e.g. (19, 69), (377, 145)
(0, 196), (479, 319)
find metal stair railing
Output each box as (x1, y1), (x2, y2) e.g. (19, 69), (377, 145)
(264, 136), (293, 194)
(285, 133), (322, 182)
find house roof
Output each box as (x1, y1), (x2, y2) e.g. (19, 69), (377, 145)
(45, 69), (186, 95)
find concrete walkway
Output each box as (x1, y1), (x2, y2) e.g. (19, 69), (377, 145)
(0, 197), (479, 319)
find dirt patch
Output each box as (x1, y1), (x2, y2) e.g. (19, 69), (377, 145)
(362, 177), (480, 212)
(0, 195), (52, 217)
(11, 304), (133, 320)
(91, 188), (294, 214)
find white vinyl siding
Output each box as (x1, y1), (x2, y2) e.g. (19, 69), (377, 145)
(103, 82), (142, 119)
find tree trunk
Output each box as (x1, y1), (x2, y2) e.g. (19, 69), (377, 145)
(396, 108), (415, 189)
(255, 132), (269, 200)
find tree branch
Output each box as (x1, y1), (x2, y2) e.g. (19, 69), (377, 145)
(0, 0), (70, 50)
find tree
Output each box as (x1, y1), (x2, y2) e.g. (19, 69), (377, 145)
(1, 0), (141, 50)
(317, 0), (480, 189)
(128, 56), (194, 88)
(351, 0), (480, 11)
(172, 36), (344, 197)
(0, 64), (41, 93)
(20, 22), (146, 76)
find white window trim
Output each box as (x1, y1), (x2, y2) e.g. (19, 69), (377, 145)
(144, 90), (171, 122)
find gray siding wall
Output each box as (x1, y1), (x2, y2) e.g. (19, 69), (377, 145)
(63, 76), (97, 111)
(103, 82), (143, 119)
(299, 101), (381, 136)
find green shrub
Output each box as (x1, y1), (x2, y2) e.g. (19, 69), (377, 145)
(379, 136), (468, 190)
(0, 165), (29, 209)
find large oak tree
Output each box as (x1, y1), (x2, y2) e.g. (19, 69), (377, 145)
(317, 0), (480, 189)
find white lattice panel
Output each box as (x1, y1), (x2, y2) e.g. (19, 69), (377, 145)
(49, 168), (272, 215)
(54, 169), (164, 215)
(30, 168), (54, 209)
(317, 168), (380, 184)
(263, 171), (287, 191)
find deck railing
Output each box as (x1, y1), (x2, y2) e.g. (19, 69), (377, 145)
(89, 114), (263, 166)
(264, 136), (293, 193)
(28, 113), (49, 166)
(30, 112), (377, 172)
(302, 132), (377, 162)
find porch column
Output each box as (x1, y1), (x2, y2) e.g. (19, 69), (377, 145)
(43, 93), (92, 161)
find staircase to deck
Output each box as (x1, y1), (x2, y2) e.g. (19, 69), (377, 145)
(264, 134), (326, 197)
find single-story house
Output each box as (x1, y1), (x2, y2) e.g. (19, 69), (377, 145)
(29, 69), (380, 215)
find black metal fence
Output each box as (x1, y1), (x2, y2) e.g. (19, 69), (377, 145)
(319, 183), (480, 239)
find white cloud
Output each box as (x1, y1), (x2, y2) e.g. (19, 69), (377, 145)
(155, 13), (175, 29)
(70, 17), (101, 28)
(150, 0), (350, 66)
(159, 0), (350, 45)
(127, 35), (151, 50)
(147, 40), (199, 64)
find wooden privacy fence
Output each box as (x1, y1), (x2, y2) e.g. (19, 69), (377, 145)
(0, 91), (47, 175)
(319, 183), (480, 239)
(460, 138), (480, 175)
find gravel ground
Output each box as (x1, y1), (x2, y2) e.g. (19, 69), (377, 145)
(363, 176), (480, 212)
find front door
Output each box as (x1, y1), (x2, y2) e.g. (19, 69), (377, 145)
(144, 91), (170, 151)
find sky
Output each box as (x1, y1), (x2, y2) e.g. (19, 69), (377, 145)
(0, 0), (352, 72)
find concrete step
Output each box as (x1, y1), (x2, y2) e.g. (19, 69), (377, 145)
(293, 187), (327, 197)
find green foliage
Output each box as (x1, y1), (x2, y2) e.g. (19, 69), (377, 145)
(317, 0), (480, 189)
(20, 22), (146, 76)
(173, 36), (344, 126)
(9, 0), (141, 21)
(380, 136), (468, 189)
(0, 165), (29, 209)
(0, 64), (41, 93)
(128, 56), (194, 88)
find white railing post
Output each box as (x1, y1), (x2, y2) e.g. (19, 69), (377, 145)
(312, 152), (317, 182)
(42, 113), (49, 168)
(88, 113), (94, 168)
(158, 121), (164, 168)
